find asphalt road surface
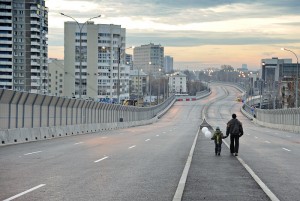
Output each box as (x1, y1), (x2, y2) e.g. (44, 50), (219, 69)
(0, 84), (299, 201)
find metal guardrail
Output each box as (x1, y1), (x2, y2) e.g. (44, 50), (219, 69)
(213, 82), (300, 133)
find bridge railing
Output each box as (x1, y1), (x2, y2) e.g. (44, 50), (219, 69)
(213, 82), (300, 133)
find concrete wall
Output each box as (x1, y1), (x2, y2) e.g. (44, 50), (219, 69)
(0, 89), (178, 145)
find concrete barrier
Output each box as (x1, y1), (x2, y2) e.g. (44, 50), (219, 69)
(0, 90), (211, 146)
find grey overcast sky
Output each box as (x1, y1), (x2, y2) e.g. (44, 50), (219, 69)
(47, 0), (300, 70)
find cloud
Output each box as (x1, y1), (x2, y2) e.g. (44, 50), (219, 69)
(46, 0), (300, 69)
(126, 30), (300, 47)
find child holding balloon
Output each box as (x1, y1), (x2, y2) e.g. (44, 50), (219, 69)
(211, 126), (227, 156)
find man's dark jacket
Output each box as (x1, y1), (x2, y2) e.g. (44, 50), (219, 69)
(226, 119), (243, 136)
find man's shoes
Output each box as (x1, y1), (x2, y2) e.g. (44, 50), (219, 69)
(235, 153), (238, 156)
(218, 152), (220, 156)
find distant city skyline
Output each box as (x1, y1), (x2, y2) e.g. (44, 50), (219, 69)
(47, 0), (300, 70)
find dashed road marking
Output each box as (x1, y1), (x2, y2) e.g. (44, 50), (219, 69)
(282, 148), (291, 152)
(94, 156), (109, 163)
(101, 137), (108, 139)
(265, 141), (271, 144)
(3, 184), (46, 201)
(128, 145), (136, 149)
(255, 136), (258, 139)
(156, 135), (159, 137)
(145, 139), (150, 142)
(24, 151), (42, 156)
(74, 142), (83, 145)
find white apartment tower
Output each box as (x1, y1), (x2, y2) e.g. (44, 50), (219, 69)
(133, 43), (164, 75)
(164, 56), (173, 73)
(0, 0), (48, 93)
(64, 22), (129, 101)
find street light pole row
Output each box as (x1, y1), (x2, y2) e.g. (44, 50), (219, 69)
(60, 13), (101, 98)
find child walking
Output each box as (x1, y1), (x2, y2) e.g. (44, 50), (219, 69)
(211, 126), (227, 156)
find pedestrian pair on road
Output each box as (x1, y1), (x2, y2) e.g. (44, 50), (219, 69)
(211, 113), (244, 156)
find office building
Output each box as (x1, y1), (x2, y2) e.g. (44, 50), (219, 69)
(0, 0), (48, 93)
(133, 43), (164, 75)
(164, 56), (173, 73)
(261, 57), (292, 82)
(64, 22), (129, 101)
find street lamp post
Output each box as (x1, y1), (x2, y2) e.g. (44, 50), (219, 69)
(60, 13), (101, 98)
(137, 68), (140, 106)
(117, 46), (134, 104)
(281, 48), (299, 107)
(148, 62), (152, 105)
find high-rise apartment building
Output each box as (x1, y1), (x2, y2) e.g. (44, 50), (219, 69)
(164, 56), (173, 73)
(0, 0), (48, 93)
(133, 43), (164, 75)
(64, 22), (129, 101)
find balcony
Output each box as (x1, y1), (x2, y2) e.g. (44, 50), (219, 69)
(0, 12), (12, 17)
(31, 41), (40, 46)
(31, 48), (40, 53)
(30, 27), (40, 32)
(30, 13), (39, 18)
(0, 5), (12, 9)
(0, 19), (12, 23)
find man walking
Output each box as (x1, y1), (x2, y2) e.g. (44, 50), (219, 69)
(226, 113), (243, 156)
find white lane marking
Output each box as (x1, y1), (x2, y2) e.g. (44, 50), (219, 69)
(94, 156), (109, 163)
(24, 151), (42, 156)
(156, 135), (159, 137)
(128, 145), (136, 149)
(255, 136), (258, 139)
(162, 132), (166, 134)
(274, 133), (278, 135)
(101, 137), (107, 139)
(173, 127), (200, 201)
(246, 134), (250, 136)
(282, 148), (291, 152)
(145, 139), (150, 142)
(265, 141), (271, 144)
(3, 184), (46, 201)
(74, 142), (83, 145)
(223, 141), (280, 201)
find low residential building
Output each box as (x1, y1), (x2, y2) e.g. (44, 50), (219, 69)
(48, 59), (64, 96)
(168, 72), (187, 94)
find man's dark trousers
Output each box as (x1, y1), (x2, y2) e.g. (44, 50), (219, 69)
(230, 135), (239, 153)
